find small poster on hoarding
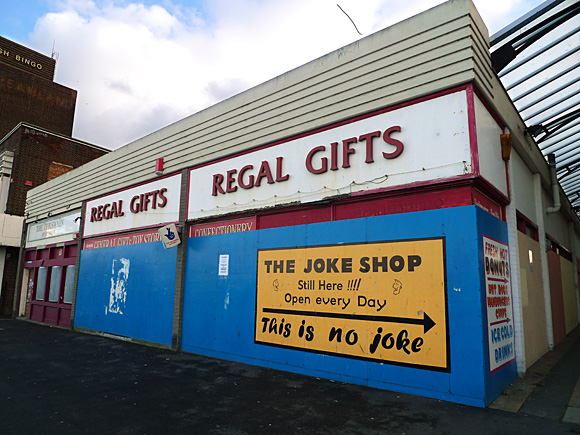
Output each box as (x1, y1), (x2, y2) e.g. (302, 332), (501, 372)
(158, 223), (181, 249)
(483, 235), (515, 373)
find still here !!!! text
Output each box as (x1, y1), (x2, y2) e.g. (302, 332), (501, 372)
(265, 254), (422, 312)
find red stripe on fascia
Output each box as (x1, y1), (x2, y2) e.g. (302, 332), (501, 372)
(334, 186), (473, 221)
(349, 173), (475, 198)
(81, 221), (179, 241)
(473, 176), (510, 206)
(466, 84), (480, 177)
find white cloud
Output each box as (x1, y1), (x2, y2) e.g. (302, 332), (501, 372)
(27, 0), (544, 149)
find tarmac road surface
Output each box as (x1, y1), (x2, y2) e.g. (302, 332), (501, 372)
(1, 319), (579, 434)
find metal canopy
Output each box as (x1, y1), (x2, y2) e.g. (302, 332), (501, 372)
(490, 0), (580, 214)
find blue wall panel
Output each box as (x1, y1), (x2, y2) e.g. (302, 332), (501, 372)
(75, 242), (176, 346)
(182, 206), (517, 406)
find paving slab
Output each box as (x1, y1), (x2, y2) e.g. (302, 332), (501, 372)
(520, 330), (580, 421)
(564, 408), (580, 425)
(490, 327), (580, 417)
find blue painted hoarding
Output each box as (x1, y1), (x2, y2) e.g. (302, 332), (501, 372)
(181, 206), (517, 406)
(75, 240), (176, 346)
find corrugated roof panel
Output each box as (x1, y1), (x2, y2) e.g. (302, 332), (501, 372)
(491, 0), (580, 215)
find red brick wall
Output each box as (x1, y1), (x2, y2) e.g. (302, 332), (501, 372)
(1, 126), (107, 217)
(0, 247), (20, 316)
(0, 36), (56, 81)
(0, 63), (76, 139)
(48, 162), (73, 181)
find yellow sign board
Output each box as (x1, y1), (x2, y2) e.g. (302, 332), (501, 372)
(255, 238), (449, 371)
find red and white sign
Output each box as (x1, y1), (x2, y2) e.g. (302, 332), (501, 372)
(189, 217), (256, 238)
(483, 235), (515, 373)
(83, 229), (161, 250)
(188, 91), (472, 220)
(84, 173), (181, 238)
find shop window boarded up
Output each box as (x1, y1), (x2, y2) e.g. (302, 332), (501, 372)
(48, 162), (73, 181)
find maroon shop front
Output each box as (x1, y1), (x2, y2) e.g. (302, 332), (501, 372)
(23, 241), (77, 327)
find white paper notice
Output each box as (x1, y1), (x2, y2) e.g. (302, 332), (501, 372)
(219, 254), (229, 276)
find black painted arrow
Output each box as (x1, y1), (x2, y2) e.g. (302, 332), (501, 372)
(262, 308), (437, 334)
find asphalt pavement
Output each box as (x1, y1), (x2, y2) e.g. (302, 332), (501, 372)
(1, 318), (579, 434)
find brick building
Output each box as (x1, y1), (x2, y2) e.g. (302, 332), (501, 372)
(0, 36), (76, 139)
(0, 37), (108, 316)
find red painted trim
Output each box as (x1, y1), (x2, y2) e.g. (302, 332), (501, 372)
(189, 216), (256, 238)
(560, 247), (573, 262)
(546, 233), (573, 261)
(259, 206), (332, 229)
(23, 260), (44, 268)
(335, 186), (473, 221)
(81, 221), (179, 240)
(155, 158), (164, 173)
(350, 173), (475, 198)
(516, 211), (537, 229)
(30, 300), (72, 309)
(30, 299), (71, 309)
(503, 124), (512, 203)
(490, 358), (516, 375)
(44, 242), (65, 249)
(505, 160), (511, 201)
(466, 84), (480, 177)
(472, 189), (502, 220)
(472, 177), (510, 206)
(42, 258), (76, 267)
(188, 85), (472, 173)
(83, 228), (162, 250)
(185, 169), (191, 224)
(189, 210), (259, 226)
(235, 181), (487, 230)
(186, 185), (473, 230)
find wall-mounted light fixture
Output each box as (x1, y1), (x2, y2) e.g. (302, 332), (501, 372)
(155, 158), (164, 176)
(500, 133), (513, 162)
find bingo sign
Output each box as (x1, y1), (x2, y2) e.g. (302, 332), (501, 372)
(255, 239), (449, 371)
(483, 236), (515, 373)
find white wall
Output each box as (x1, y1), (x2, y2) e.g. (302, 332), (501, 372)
(475, 95), (507, 197)
(511, 151), (536, 221)
(543, 188), (571, 247)
(0, 214), (23, 247)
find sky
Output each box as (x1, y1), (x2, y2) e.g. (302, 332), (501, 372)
(0, 0), (548, 150)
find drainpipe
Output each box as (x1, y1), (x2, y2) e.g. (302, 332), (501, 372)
(546, 153), (561, 214)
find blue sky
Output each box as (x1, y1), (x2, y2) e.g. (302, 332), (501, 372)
(1, 0), (46, 42)
(0, 0), (548, 149)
